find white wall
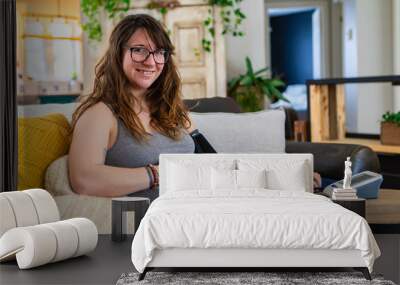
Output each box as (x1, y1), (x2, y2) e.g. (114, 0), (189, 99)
(356, 0), (393, 134)
(342, 0), (394, 134)
(394, 0), (400, 112)
(342, 0), (358, 132)
(330, 0), (343, 78)
(312, 8), (321, 79)
(81, 11), (116, 95)
(225, 0), (267, 80)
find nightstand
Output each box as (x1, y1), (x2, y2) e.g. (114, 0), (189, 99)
(111, 197), (150, 242)
(332, 198), (366, 218)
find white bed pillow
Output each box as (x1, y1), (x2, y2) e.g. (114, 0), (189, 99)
(166, 159), (235, 192)
(266, 162), (308, 191)
(237, 159), (310, 192)
(211, 168), (236, 190)
(211, 168), (267, 191)
(237, 169), (267, 189)
(168, 163), (211, 191)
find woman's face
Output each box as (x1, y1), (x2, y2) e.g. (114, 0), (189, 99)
(122, 28), (165, 93)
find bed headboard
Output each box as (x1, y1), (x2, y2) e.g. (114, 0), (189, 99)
(159, 154), (314, 195)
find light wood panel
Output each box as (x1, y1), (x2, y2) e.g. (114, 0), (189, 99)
(310, 84), (346, 142)
(181, 78), (206, 99)
(335, 84), (346, 140)
(174, 24), (204, 66)
(310, 85), (329, 141)
(319, 138), (400, 154)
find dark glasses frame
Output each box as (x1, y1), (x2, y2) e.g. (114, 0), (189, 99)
(125, 46), (170, 64)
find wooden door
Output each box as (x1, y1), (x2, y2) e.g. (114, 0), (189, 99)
(164, 5), (221, 99)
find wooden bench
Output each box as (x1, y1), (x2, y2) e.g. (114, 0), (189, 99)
(366, 189), (400, 224)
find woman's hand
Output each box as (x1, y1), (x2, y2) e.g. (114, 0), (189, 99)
(313, 172), (322, 189)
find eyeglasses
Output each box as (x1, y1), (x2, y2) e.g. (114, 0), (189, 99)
(126, 46), (169, 64)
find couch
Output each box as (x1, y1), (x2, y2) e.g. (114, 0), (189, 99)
(17, 97), (380, 234)
(186, 97), (380, 184)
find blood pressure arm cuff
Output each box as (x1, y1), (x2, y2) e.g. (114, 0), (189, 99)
(190, 129), (217, 153)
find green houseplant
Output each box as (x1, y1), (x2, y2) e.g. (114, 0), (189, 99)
(228, 57), (288, 112)
(381, 111), (400, 145)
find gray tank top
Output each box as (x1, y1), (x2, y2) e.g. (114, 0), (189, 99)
(105, 119), (195, 168)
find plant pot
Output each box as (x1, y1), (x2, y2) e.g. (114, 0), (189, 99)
(380, 122), (400, 145)
(231, 86), (265, 112)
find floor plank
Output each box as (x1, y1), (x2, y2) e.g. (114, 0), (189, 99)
(0, 235), (133, 285)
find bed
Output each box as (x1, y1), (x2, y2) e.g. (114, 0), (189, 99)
(131, 154), (380, 280)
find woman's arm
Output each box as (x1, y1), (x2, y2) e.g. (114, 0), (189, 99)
(68, 103), (152, 197)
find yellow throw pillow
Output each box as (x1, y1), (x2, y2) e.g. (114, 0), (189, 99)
(18, 113), (71, 190)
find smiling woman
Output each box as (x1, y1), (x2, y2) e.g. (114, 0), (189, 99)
(68, 14), (196, 200)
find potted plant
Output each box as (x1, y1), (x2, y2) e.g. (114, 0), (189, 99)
(381, 111), (400, 145)
(228, 57), (289, 112)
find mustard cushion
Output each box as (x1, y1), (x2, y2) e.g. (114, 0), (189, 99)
(18, 114), (71, 191)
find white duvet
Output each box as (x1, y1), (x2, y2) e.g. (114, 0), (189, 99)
(131, 190), (380, 273)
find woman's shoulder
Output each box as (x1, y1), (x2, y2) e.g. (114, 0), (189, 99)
(76, 102), (116, 127)
(82, 102), (114, 117)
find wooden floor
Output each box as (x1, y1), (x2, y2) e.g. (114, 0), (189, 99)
(0, 235), (133, 285)
(1, 234), (398, 284)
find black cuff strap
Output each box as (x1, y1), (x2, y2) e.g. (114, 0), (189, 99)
(190, 129), (217, 153)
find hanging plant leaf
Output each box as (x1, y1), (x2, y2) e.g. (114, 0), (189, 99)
(81, 0), (131, 42)
(202, 0), (246, 52)
(81, 0), (247, 51)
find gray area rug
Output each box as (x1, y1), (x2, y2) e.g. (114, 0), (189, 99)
(116, 272), (396, 285)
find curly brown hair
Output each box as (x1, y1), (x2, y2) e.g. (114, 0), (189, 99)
(71, 14), (190, 141)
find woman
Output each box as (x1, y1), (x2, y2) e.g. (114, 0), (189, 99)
(69, 14), (195, 200)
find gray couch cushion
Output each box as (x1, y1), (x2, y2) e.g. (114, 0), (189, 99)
(190, 109), (286, 153)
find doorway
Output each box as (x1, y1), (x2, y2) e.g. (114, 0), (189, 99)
(269, 8), (317, 85)
(265, 0), (332, 120)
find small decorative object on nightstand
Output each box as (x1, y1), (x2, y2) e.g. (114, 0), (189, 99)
(320, 157), (366, 217)
(331, 157), (359, 200)
(343, 157), (352, 189)
(112, 197), (150, 242)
